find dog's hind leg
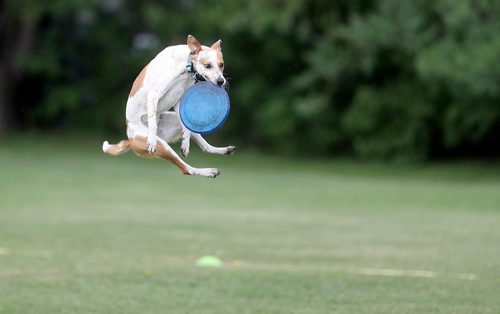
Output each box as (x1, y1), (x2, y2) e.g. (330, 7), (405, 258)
(191, 133), (236, 155)
(129, 135), (220, 178)
(102, 140), (131, 156)
(157, 112), (183, 144)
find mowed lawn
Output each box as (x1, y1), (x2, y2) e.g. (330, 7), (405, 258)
(0, 135), (499, 314)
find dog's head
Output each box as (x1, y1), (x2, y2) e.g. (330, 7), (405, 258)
(187, 35), (226, 87)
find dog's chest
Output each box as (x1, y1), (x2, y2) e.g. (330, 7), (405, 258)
(157, 77), (194, 112)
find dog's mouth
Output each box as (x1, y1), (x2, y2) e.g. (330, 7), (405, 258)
(193, 72), (228, 89)
(206, 77), (229, 90)
(215, 77), (229, 90)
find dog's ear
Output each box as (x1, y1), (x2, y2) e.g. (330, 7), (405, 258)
(187, 35), (202, 54)
(211, 39), (222, 51)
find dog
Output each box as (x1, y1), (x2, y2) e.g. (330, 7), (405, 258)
(102, 35), (235, 178)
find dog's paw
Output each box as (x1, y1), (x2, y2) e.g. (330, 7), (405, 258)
(207, 168), (221, 178)
(181, 147), (189, 157)
(146, 136), (157, 154)
(195, 168), (221, 178)
(225, 146), (236, 155)
(181, 142), (190, 157)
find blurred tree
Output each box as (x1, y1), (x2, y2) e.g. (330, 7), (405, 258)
(415, 0), (500, 155)
(1, 0), (499, 160)
(213, 0), (500, 159)
(0, 0), (39, 133)
(1, 0), (194, 133)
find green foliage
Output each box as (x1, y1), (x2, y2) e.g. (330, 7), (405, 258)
(343, 82), (434, 162)
(5, 0), (500, 160)
(414, 0), (500, 151)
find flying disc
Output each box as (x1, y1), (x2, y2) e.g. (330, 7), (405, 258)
(179, 82), (230, 134)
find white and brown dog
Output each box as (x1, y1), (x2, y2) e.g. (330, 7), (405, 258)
(102, 35), (235, 178)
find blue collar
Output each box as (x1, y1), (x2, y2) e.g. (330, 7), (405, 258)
(186, 57), (206, 83)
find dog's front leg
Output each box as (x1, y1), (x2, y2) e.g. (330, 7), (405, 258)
(146, 93), (159, 153)
(180, 127), (191, 157)
(191, 133), (236, 155)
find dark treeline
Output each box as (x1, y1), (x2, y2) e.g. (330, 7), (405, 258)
(1, 0), (499, 161)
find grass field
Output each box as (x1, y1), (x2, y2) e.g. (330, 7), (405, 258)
(1, 135), (499, 313)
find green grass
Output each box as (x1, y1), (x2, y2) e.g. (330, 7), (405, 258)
(1, 135), (499, 313)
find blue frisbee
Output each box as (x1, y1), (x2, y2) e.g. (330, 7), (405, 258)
(179, 82), (230, 134)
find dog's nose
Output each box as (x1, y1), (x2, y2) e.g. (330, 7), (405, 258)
(216, 77), (225, 86)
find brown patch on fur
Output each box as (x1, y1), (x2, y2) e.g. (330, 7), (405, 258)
(105, 140), (130, 156)
(211, 40), (222, 51)
(216, 52), (224, 70)
(129, 65), (148, 98)
(199, 54), (224, 70)
(129, 136), (190, 175)
(198, 57), (210, 65)
(187, 35), (202, 54)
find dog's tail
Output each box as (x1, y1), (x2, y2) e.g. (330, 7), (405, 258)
(102, 140), (130, 156)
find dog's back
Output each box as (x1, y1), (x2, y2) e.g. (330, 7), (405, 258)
(125, 45), (191, 125)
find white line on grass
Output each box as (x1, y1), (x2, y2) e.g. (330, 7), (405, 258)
(350, 268), (477, 280)
(355, 268), (437, 278)
(0, 249), (479, 281)
(231, 261), (479, 280)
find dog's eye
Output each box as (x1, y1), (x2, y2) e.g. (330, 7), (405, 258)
(204, 64), (212, 69)
(219, 63), (224, 68)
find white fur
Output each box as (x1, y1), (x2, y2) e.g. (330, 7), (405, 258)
(104, 35), (235, 178)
